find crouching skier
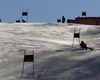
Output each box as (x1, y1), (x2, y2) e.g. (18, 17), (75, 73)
(80, 41), (93, 50)
(80, 41), (87, 50)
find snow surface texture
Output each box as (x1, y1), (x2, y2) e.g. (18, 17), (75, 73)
(0, 23), (100, 80)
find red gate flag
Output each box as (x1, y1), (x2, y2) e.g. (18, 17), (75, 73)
(24, 55), (33, 62)
(74, 33), (80, 38)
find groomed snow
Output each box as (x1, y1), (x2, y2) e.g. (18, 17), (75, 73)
(0, 23), (100, 80)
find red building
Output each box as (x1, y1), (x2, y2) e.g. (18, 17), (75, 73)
(67, 12), (100, 25)
(67, 17), (100, 25)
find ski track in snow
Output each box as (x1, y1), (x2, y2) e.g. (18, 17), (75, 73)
(0, 23), (100, 80)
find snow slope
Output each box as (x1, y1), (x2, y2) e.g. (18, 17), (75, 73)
(0, 23), (100, 80)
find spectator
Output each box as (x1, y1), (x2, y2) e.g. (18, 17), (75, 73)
(62, 16), (65, 23)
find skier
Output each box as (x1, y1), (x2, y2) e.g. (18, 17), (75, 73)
(80, 41), (87, 50)
(80, 41), (93, 50)
(62, 16), (65, 23)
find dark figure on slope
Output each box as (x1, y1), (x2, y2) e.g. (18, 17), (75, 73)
(80, 41), (87, 50)
(80, 41), (94, 50)
(62, 16), (65, 23)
